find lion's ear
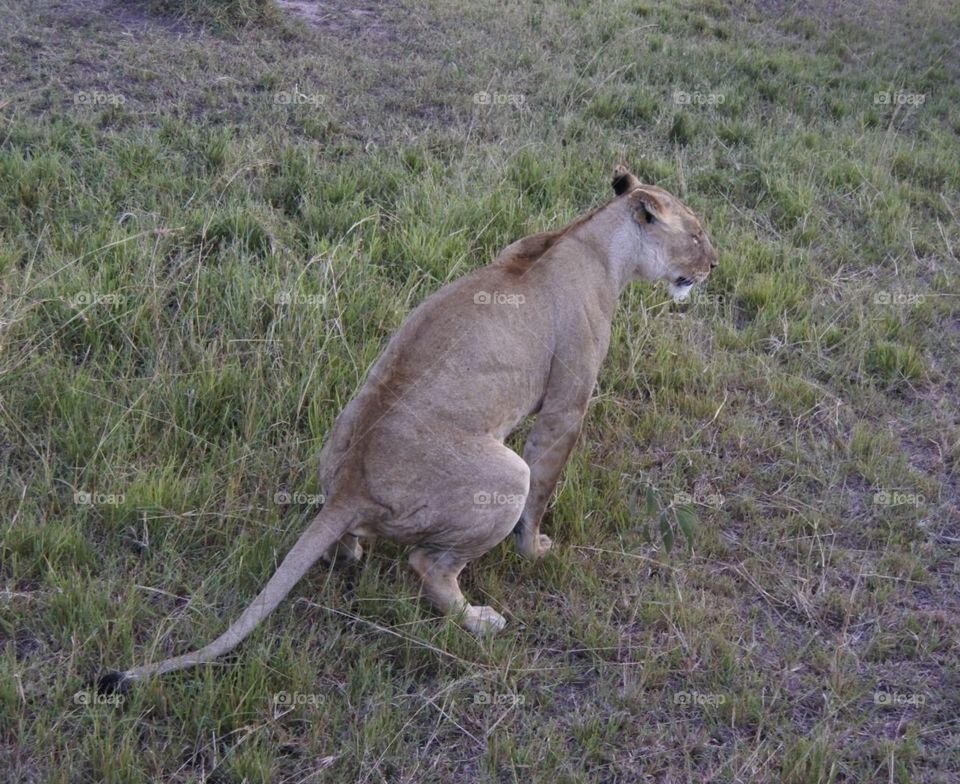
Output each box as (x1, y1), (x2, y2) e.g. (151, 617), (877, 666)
(611, 164), (640, 196)
(628, 187), (665, 225)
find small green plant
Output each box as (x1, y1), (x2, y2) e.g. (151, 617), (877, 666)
(632, 485), (699, 553)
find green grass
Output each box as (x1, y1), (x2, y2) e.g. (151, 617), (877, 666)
(1, 0), (959, 781)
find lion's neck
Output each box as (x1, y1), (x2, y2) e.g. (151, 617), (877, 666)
(559, 200), (665, 306)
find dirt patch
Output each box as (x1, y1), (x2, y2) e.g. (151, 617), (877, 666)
(275, 0), (395, 40)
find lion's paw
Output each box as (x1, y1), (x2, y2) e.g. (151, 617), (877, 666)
(518, 532), (553, 560)
(462, 605), (506, 635)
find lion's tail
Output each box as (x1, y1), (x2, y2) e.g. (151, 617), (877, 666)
(98, 502), (357, 691)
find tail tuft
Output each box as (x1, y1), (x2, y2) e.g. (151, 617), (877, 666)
(96, 670), (131, 695)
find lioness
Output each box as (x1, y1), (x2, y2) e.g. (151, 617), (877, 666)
(99, 165), (717, 690)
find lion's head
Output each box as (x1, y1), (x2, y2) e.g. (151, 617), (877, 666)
(612, 165), (718, 301)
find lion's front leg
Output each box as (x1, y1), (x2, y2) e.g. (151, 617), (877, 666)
(514, 407), (584, 560)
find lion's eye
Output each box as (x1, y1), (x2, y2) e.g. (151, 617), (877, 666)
(691, 234), (701, 245)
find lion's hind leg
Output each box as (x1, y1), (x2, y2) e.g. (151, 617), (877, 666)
(409, 548), (507, 633)
(403, 440), (530, 634)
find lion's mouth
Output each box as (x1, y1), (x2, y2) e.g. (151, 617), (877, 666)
(667, 278), (694, 303)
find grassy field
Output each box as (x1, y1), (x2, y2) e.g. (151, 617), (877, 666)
(2, 0), (959, 781)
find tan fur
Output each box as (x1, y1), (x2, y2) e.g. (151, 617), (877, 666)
(108, 166), (718, 685)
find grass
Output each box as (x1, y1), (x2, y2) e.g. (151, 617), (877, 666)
(147, 0), (280, 27)
(1, 0), (959, 781)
